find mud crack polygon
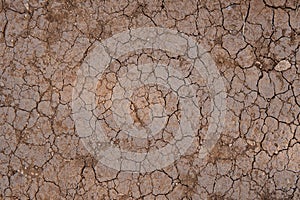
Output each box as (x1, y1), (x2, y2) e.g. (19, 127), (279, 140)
(72, 27), (227, 173)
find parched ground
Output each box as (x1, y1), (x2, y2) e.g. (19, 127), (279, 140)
(0, 0), (299, 199)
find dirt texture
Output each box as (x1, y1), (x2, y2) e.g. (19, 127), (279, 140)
(0, 0), (299, 199)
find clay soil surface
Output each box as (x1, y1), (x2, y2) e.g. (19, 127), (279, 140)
(0, 0), (299, 199)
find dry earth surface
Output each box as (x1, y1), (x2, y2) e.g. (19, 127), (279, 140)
(0, 0), (299, 199)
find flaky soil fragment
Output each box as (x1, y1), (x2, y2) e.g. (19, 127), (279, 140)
(274, 60), (291, 72)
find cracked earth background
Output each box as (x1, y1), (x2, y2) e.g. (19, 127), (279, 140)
(0, 0), (299, 199)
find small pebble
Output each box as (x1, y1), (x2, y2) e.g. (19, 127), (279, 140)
(254, 61), (262, 69)
(274, 60), (291, 72)
(24, 2), (30, 11)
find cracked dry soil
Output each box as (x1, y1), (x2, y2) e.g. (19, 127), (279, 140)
(0, 0), (300, 199)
